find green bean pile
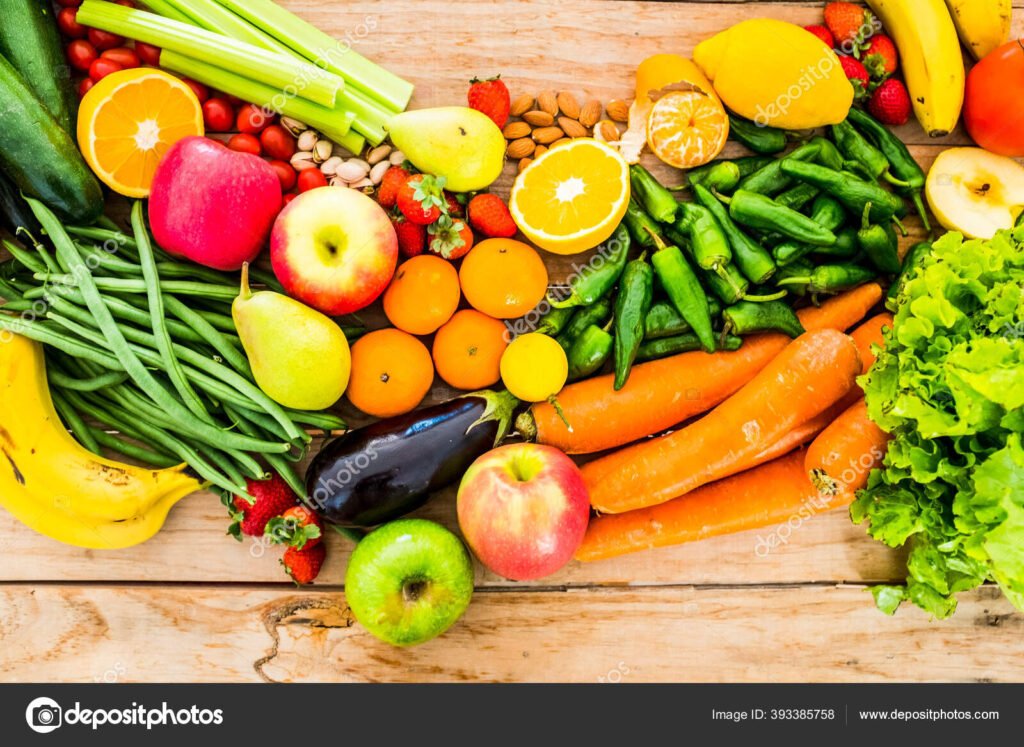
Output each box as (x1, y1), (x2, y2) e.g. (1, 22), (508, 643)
(0, 198), (347, 499)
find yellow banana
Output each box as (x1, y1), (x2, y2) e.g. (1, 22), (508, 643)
(0, 334), (203, 549)
(866, 0), (966, 137)
(943, 0), (1012, 60)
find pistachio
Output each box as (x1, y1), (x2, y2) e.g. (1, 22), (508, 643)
(366, 144), (393, 165)
(350, 177), (374, 190)
(389, 150), (406, 165)
(290, 151), (316, 171)
(336, 161), (370, 183)
(320, 156), (344, 176)
(369, 160), (391, 185)
(312, 139), (334, 163)
(297, 129), (320, 151)
(329, 176), (350, 188)
(280, 116), (308, 136)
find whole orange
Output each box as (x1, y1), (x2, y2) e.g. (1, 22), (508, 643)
(432, 310), (510, 390)
(458, 238), (549, 319)
(346, 329), (434, 418)
(383, 255), (461, 335)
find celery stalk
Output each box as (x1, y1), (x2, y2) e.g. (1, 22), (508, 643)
(213, 0), (412, 113)
(160, 50), (365, 154)
(138, 0), (192, 24)
(161, 0), (294, 55)
(77, 0), (343, 107)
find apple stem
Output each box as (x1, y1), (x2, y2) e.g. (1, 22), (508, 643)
(239, 262), (253, 301)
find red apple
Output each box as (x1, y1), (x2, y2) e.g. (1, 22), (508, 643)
(149, 136), (282, 271)
(270, 186), (398, 316)
(457, 443), (590, 581)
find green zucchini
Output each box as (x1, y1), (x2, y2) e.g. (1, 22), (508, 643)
(0, 53), (103, 223)
(0, 0), (77, 134)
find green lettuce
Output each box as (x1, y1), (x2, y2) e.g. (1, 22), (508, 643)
(852, 228), (1024, 618)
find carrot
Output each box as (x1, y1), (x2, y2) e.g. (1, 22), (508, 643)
(805, 398), (889, 499)
(575, 450), (844, 562)
(584, 329), (862, 514)
(849, 312), (893, 375)
(518, 283), (883, 454)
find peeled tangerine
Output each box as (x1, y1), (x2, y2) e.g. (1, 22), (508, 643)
(694, 19), (853, 130)
(926, 148), (1024, 239)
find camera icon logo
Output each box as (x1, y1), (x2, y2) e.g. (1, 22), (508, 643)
(25, 697), (63, 734)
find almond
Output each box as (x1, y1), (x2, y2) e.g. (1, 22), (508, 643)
(532, 126), (564, 144)
(537, 89), (559, 117)
(551, 137), (573, 148)
(606, 99), (630, 123)
(579, 99), (602, 127)
(506, 137), (535, 159)
(518, 157), (533, 173)
(597, 119), (621, 142)
(522, 110), (554, 127)
(559, 116), (588, 138)
(510, 94), (534, 117)
(534, 145), (548, 158)
(556, 91), (580, 119)
(502, 121), (532, 140)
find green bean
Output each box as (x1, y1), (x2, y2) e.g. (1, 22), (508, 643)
(51, 389), (102, 454)
(2, 237), (47, 274)
(47, 367), (129, 391)
(31, 273), (239, 299)
(282, 408), (347, 432)
(164, 296), (250, 376)
(191, 307), (239, 333)
(86, 426), (181, 469)
(25, 197), (289, 455)
(0, 315), (126, 370)
(225, 405), (307, 498)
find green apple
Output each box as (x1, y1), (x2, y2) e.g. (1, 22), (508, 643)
(345, 519), (474, 647)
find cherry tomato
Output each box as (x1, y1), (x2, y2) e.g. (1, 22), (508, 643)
(202, 98), (235, 132)
(56, 0), (83, 6)
(134, 42), (162, 66)
(236, 103), (273, 135)
(78, 78), (96, 98)
(283, 193), (298, 206)
(89, 57), (123, 82)
(100, 47), (139, 70)
(267, 159), (297, 191)
(88, 28), (124, 51)
(179, 77), (209, 104)
(66, 39), (98, 72)
(56, 7), (86, 38)
(259, 125), (296, 161)
(297, 168), (328, 193)
(227, 133), (262, 156)
(965, 41), (1024, 157)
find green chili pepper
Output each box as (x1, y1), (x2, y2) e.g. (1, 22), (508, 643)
(681, 156), (776, 196)
(637, 333), (742, 362)
(567, 319), (614, 381)
(692, 183), (776, 285)
(856, 203), (901, 273)
(774, 258), (814, 296)
(776, 263), (878, 294)
(646, 228), (716, 352)
(772, 195), (847, 265)
(722, 189), (838, 247)
(548, 224), (630, 308)
(612, 251), (653, 390)
(774, 183), (820, 212)
(727, 113), (788, 154)
(886, 241), (932, 311)
(629, 165), (678, 224)
(831, 120), (911, 189)
(846, 108), (930, 232)
(644, 298), (722, 339)
(779, 160), (907, 222)
(737, 141), (822, 196)
(538, 306), (578, 337)
(814, 226), (860, 259)
(721, 300), (805, 338)
(668, 225), (748, 305)
(676, 202), (732, 274)
(810, 135), (845, 171)
(556, 297), (613, 351)
(623, 198), (660, 249)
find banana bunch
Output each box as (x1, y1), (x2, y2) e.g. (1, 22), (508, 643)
(0, 334), (203, 549)
(944, 0), (1012, 60)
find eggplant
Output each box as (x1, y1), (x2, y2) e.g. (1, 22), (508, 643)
(0, 170), (40, 238)
(306, 390), (518, 527)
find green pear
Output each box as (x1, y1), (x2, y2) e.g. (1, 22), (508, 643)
(232, 264), (351, 411)
(385, 106), (505, 192)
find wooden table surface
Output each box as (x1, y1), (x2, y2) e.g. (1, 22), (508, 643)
(3, 0), (1024, 684)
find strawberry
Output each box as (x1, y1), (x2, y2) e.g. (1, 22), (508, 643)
(444, 191), (465, 218)
(397, 174), (446, 225)
(377, 165), (410, 210)
(468, 193), (517, 238)
(265, 505), (323, 550)
(282, 543), (326, 585)
(839, 56), (871, 100)
(428, 215), (475, 260)
(803, 24), (836, 50)
(226, 473), (299, 540)
(824, 2), (877, 55)
(467, 76), (510, 128)
(864, 35), (898, 80)
(392, 214), (426, 257)
(868, 78), (911, 126)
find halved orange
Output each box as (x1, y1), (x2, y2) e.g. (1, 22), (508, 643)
(78, 69), (204, 198)
(509, 138), (630, 255)
(646, 90), (729, 169)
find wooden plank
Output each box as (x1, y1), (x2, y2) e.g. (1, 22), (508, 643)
(0, 584), (1019, 683)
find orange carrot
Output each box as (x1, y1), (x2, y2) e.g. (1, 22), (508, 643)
(520, 283), (883, 454)
(584, 329), (862, 514)
(805, 398), (889, 499)
(575, 450), (843, 562)
(849, 312), (893, 375)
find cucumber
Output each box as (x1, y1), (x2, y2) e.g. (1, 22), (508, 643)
(0, 53), (103, 223)
(0, 0), (77, 134)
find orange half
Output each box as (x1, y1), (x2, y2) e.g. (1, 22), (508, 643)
(78, 68), (204, 198)
(646, 90), (728, 170)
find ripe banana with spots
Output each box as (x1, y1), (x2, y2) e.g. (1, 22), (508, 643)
(943, 0), (1012, 61)
(866, 0), (966, 137)
(0, 334), (203, 549)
